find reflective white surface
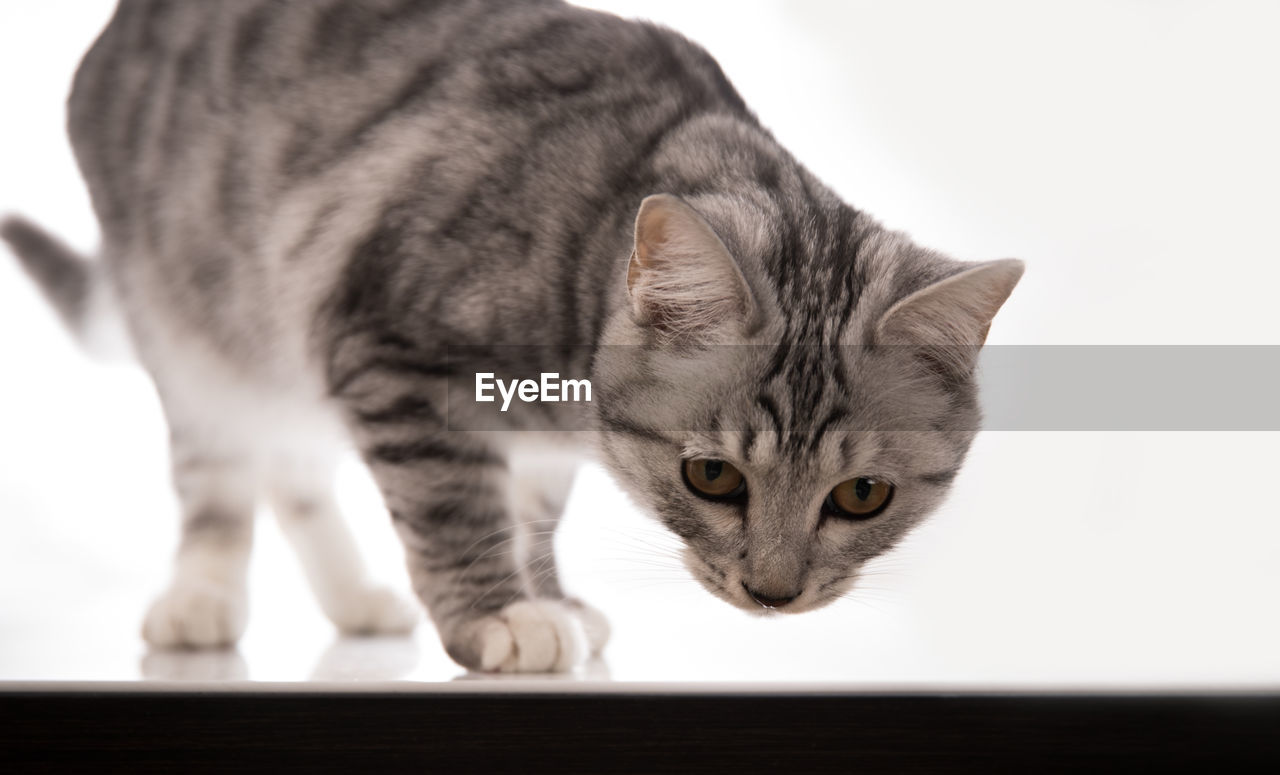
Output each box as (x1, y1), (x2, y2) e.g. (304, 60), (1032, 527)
(2, 1), (1279, 687)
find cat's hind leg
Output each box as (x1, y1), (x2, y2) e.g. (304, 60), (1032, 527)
(267, 452), (418, 636)
(142, 438), (256, 649)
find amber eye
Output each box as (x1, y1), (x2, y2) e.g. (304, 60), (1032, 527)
(825, 477), (893, 519)
(682, 458), (747, 500)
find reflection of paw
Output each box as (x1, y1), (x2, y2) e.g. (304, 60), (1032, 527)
(564, 597), (611, 656)
(326, 585), (420, 636)
(450, 600), (588, 673)
(142, 580), (248, 648)
(140, 648), (248, 681)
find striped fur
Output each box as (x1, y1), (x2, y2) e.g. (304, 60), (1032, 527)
(6, 0), (1020, 671)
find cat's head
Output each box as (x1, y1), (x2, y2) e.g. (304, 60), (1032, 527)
(596, 193), (1022, 613)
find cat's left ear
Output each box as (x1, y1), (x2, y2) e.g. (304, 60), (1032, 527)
(628, 194), (756, 338)
(875, 258), (1024, 373)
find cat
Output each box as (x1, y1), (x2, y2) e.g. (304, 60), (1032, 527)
(2, 0), (1022, 673)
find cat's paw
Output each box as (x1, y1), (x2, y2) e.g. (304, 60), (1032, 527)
(325, 585), (420, 636)
(142, 579), (248, 649)
(450, 600), (589, 673)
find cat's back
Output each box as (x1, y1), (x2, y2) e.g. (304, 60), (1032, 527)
(69, 0), (523, 240)
(67, 0), (752, 372)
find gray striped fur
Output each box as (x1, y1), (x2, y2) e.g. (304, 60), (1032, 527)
(1, 216), (95, 337)
(6, 0), (1020, 672)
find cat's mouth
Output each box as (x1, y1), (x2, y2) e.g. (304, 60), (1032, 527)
(681, 548), (825, 615)
(727, 584), (825, 616)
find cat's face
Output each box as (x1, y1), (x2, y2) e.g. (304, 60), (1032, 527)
(596, 339), (979, 613)
(595, 194), (1021, 613)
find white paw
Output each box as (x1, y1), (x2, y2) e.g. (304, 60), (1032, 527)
(325, 585), (420, 636)
(142, 580), (248, 649)
(461, 600), (589, 673)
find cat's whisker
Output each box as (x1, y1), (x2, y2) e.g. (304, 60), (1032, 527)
(453, 528), (567, 579)
(592, 541), (686, 569)
(450, 523), (533, 563)
(593, 529), (684, 559)
(593, 543), (686, 561)
(523, 553), (560, 581)
(610, 579), (701, 594)
(587, 555), (694, 579)
(470, 549), (558, 613)
(833, 586), (901, 608)
(600, 566), (691, 577)
(587, 563), (691, 578)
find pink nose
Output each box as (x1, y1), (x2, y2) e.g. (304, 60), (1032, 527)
(743, 583), (800, 608)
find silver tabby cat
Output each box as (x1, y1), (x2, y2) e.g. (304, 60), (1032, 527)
(3, 0), (1022, 672)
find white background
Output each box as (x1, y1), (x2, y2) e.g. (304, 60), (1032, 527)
(1, 1), (1277, 685)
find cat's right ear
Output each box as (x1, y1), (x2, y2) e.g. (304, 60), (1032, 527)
(627, 194), (755, 338)
(875, 258), (1024, 377)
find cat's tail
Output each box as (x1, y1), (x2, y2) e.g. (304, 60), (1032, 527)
(1, 215), (133, 362)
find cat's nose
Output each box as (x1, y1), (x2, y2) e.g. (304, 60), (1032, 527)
(742, 582), (800, 608)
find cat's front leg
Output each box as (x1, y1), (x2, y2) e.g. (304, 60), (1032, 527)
(354, 424), (593, 672)
(329, 335), (600, 672)
(511, 454), (610, 657)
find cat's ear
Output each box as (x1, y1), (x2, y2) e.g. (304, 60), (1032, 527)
(875, 258), (1024, 375)
(627, 194), (755, 337)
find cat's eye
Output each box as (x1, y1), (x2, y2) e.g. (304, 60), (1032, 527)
(682, 458), (747, 500)
(824, 477), (893, 519)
